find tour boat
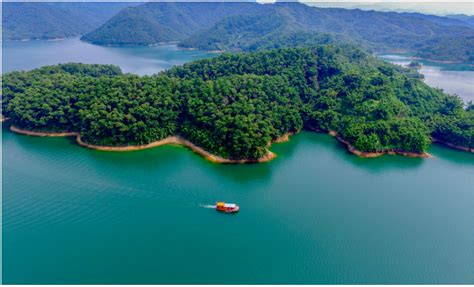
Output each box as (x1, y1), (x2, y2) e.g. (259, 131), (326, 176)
(215, 202), (240, 213)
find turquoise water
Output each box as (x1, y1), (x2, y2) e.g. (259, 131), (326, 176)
(2, 39), (474, 284)
(3, 124), (474, 284)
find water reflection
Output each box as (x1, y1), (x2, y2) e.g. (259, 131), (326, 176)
(209, 161), (274, 184)
(299, 131), (426, 172)
(429, 144), (474, 167)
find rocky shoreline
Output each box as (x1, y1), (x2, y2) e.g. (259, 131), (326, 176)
(432, 138), (474, 153)
(10, 125), (473, 162)
(9, 125), (277, 164)
(328, 130), (432, 158)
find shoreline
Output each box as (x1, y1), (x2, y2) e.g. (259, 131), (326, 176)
(411, 56), (462, 65)
(378, 51), (465, 65)
(176, 44), (225, 53)
(432, 138), (474, 153)
(9, 125), (276, 164)
(10, 125), (78, 137)
(272, 131), (295, 144)
(328, 130), (432, 158)
(12, 125), (472, 161)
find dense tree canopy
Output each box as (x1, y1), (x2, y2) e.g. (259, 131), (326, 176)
(2, 46), (473, 159)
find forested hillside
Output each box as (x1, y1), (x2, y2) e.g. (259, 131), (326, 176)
(81, 2), (474, 63)
(2, 2), (138, 40)
(3, 46), (472, 160)
(179, 3), (474, 63)
(80, 2), (259, 45)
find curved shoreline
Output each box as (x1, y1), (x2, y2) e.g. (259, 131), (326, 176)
(432, 138), (474, 153)
(272, 132), (295, 144)
(9, 125), (276, 164)
(8, 125), (445, 160)
(328, 130), (432, 158)
(10, 125), (78, 137)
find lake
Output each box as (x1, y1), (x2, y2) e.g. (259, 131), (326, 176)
(2, 38), (214, 75)
(2, 38), (474, 284)
(379, 54), (474, 103)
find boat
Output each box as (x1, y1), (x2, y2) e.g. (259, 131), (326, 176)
(215, 202), (240, 213)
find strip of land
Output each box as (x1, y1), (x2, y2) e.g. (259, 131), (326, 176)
(11, 125), (473, 160)
(11, 124), (442, 161)
(432, 138), (474, 153)
(329, 130), (433, 158)
(9, 125), (276, 164)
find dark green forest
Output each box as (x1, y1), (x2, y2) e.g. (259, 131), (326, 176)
(2, 47), (473, 160)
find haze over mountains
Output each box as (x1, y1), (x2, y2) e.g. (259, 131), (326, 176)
(307, 2), (474, 17)
(2, 2), (139, 41)
(3, 2), (474, 63)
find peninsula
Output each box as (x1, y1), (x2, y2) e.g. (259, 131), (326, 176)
(2, 46), (473, 162)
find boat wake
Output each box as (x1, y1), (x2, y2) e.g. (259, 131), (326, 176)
(200, 204), (216, 209)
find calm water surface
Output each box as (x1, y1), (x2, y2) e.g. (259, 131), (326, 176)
(379, 54), (474, 103)
(2, 39), (474, 284)
(2, 38), (214, 75)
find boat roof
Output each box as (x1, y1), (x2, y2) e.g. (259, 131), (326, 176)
(224, 203), (236, 208)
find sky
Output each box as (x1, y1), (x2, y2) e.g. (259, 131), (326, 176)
(260, 0), (474, 16)
(303, 1), (474, 16)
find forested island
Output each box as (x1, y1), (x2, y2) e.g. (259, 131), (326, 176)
(2, 46), (473, 162)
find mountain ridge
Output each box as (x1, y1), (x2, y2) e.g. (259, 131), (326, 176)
(80, 2), (474, 63)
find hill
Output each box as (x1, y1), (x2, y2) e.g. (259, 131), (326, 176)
(80, 2), (260, 45)
(3, 46), (472, 160)
(81, 2), (474, 63)
(2, 2), (138, 41)
(180, 3), (474, 63)
(446, 15), (474, 28)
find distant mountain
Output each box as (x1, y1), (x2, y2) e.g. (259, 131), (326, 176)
(82, 2), (474, 63)
(80, 2), (260, 45)
(402, 12), (474, 27)
(181, 3), (474, 63)
(446, 15), (474, 28)
(2, 2), (138, 41)
(179, 13), (349, 52)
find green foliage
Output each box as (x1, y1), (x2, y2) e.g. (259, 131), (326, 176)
(178, 75), (303, 159)
(2, 46), (473, 159)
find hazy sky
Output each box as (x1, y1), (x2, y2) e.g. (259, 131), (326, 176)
(260, 0), (474, 15)
(303, 1), (473, 16)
